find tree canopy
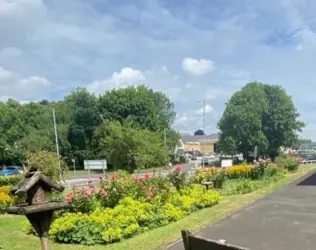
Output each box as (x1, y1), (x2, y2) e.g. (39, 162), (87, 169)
(0, 85), (178, 171)
(218, 82), (304, 159)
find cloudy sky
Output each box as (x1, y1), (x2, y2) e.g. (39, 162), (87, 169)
(1, 0), (316, 139)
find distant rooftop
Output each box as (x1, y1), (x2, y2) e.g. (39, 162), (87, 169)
(180, 133), (219, 144)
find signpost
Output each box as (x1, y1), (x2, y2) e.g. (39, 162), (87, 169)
(84, 160), (107, 179)
(221, 159), (233, 168)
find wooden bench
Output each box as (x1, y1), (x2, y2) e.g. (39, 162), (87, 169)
(181, 230), (250, 250)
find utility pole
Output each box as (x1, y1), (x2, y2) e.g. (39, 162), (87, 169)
(53, 108), (62, 181)
(202, 99), (206, 167)
(164, 128), (168, 168)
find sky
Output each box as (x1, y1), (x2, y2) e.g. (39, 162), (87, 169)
(1, 0), (316, 139)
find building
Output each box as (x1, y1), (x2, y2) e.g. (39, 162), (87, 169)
(177, 133), (219, 154)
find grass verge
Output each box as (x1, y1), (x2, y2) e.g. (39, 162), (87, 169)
(0, 165), (315, 250)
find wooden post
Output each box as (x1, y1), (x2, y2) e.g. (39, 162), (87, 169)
(40, 237), (49, 250)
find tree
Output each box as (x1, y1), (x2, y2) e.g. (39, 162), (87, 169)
(218, 82), (304, 159)
(98, 85), (176, 132)
(292, 138), (312, 150)
(216, 136), (237, 156)
(262, 85), (304, 158)
(194, 129), (204, 136)
(65, 88), (100, 163)
(96, 119), (168, 173)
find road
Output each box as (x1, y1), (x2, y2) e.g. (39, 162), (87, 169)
(167, 169), (316, 250)
(65, 160), (201, 188)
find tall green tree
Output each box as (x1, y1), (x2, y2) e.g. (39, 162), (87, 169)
(262, 85), (304, 158)
(218, 82), (303, 159)
(65, 88), (100, 163)
(96, 119), (168, 173)
(98, 85), (176, 132)
(218, 82), (269, 159)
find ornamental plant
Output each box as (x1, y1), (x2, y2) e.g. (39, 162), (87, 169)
(168, 165), (187, 190)
(226, 165), (254, 179)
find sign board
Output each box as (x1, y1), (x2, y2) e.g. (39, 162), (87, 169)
(84, 160), (107, 170)
(221, 159), (233, 168)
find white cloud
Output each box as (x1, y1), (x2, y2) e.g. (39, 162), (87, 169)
(195, 104), (214, 115)
(182, 58), (215, 75)
(0, 66), (51, 101)
(87, 67), (145, 94)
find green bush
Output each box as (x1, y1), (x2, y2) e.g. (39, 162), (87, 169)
(168, 165), (187, 190)
(51, 188), (222, 245)
(0, 175), (20, 187)
(250, 163), (265, 180)
(275, 155), (300, 172)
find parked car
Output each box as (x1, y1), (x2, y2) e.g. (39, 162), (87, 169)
(0, 166), (22, 176)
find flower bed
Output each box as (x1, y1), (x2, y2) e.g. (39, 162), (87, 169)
(0, 185), (14, 214)
(48, 167), (222, 245)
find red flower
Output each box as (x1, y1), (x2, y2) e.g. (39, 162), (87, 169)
(134, 177), (140, 183)
(144, 173), (150, 179)
(111, 174), (118, 180)
(98, 175), (103, 180)
(88, 180), (92, 184)
(175, 165), (183, 171)
(101, 190), (108, 197)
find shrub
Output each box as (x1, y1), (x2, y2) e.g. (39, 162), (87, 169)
(168, 165), (187, 190)
(0, 175), (20, 187)
(275, 155), (300, 171)
(226, 165), (254, 179)
(194, 167), (220, 183)
(52, 187), (222, 245)
(249, 163), (265, 180)
(0, 185), (12, 194)
(0, 191), (14, 213)
(265, 163), (279, 177)
(25, 150), (67, 180)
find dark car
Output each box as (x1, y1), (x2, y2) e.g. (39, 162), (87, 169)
(0, 166), (22, 176)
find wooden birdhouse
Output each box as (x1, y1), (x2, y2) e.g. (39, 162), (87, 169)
(8, 170), (69, 250)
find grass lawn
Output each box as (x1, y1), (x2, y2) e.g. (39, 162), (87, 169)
(0, 165), (315, 250)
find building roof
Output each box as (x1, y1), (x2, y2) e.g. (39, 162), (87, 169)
(180, 133), (219, 144)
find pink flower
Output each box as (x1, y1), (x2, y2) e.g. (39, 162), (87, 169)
(88, 180), (92, 184)
(111, 174), (118, 180)
(134, 177), (140, 183)
(146, 192), (153, 200)
(101, 190), (108, 197)
(175, 165), (183, 171)
(144, 173), (150, 180)
(98, 175), (103, 180)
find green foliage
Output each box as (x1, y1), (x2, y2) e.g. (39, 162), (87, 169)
(96, 119), (168, 173)
(0, 175), (21, 187)
(275, 155), (300, 172)
(249, 163), (266, 180)
(218, 82), (304, 159)
(51, 188), (221, 245)
(0, 86), (176, 169)
(168, 165), (187, 190)
(25, 151), (65, 179)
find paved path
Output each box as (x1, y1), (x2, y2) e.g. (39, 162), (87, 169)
(167, 170), (316, 250)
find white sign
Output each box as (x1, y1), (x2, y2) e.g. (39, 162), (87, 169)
(221, 159), (233, 168)
(84, 160), (107, 170)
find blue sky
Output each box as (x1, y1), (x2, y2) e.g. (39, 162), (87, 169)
(1, 0), (316, 139)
